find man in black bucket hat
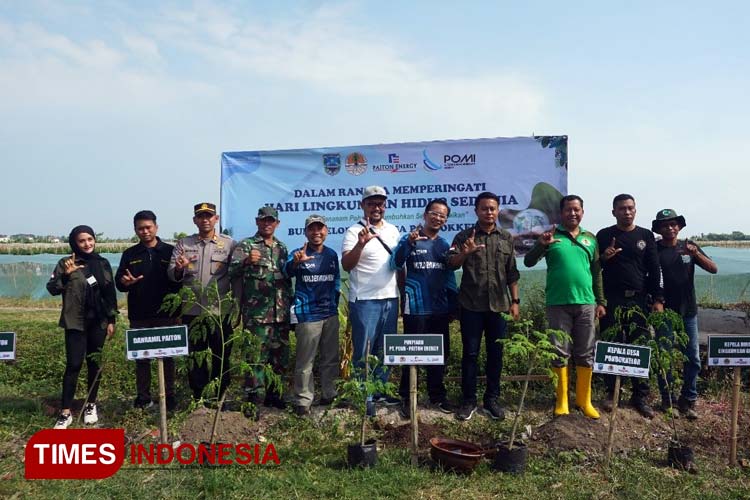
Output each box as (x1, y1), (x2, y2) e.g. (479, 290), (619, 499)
(652, 208), (717, 419)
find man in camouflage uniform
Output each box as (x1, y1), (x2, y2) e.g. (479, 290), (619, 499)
(230, 206), (292, 412)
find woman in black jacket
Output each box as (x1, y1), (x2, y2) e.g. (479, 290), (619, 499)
(46, 225), (117, 429)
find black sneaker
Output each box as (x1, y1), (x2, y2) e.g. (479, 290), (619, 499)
(374, 395), (401, 406)
(399, 402), (411, 419)
(317, 396), (336, 406)
(678, 396), (698, 420)
(630, 397), (655, 419)
(133, 397), (154, 410)
(482, 400), (505, 420)
(434, 400), (457, 414)
(165, 396), (177, 412)
(456, 403), (477, 421)
(294, 405), (311, 417)
(264, 393), (287, 410)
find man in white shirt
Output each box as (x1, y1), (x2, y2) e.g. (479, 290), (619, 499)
(342, 186), (401, 409)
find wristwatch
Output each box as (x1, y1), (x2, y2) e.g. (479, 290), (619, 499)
(511, 298), (521, 305)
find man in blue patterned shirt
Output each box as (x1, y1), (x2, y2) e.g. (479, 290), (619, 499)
(390, 199), (458, 418)
(284, 214), (341, 416)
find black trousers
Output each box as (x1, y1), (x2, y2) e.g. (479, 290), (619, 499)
(130, 318), (177, 402)
(183, 315), (233, 400)
(600, 293), (651, 400)
(62, 321), (106, 409)
(398, 314), (450, 403)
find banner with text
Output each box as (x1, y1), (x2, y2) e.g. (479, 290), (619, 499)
(221, 136), (568, 254)
(708, 335), (750, 366)
(593, 341), (651, 378)
(126, 326), (189, 361)
(384, 334), (444, 365)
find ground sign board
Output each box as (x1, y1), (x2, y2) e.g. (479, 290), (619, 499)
(0, 332), (15, 360)
(593, 341), (651, 379)
(125, 326), (189, 361)
(708, 335), (750, 367)
(384, 334), (444, 365)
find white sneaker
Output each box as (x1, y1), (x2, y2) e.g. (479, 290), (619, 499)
(83, 403), (98, 425)
(54, 413), (73, 429)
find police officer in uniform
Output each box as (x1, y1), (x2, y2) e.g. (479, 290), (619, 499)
(168, 202), (236, 402)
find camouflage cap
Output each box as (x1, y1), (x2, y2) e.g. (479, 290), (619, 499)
(304, 214), (327, 228)
(256, 206), (279, 220)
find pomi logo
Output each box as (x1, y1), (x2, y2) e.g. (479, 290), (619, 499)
(443, 153), (476, 167)
(422, 150), (477, 171)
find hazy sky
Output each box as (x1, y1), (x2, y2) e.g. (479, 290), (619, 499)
(1, 1), (748, 239)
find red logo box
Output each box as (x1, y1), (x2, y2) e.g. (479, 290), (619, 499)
(25, 429), (125, 479)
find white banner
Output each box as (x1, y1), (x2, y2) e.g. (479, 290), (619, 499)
(221, 136), (568, 254)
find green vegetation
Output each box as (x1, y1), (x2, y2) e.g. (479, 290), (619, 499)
(1, 302), (750, 497)
(694, 232), (750, 242)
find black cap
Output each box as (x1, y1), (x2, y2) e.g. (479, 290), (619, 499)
(194, 202), (217, 215)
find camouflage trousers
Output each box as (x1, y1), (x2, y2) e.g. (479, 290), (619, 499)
(243, 321), (290, 398)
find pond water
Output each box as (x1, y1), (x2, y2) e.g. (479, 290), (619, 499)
(0, 248), (747, 302)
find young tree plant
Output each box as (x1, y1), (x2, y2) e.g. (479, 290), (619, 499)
(501, 315), (570, 450)
(160, 282), (280, 443)
(335, 341), (396, 447)
(602, 306), (688, 444)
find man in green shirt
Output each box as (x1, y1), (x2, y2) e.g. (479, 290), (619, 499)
(524, 195), (606, 419)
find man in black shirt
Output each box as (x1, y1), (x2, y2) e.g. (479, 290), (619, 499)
(653, 209), (717, 419)
(116, 211), (181, 410)
(596, 194), (664, 418)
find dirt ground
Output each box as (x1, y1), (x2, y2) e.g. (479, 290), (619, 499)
(372, 397), (750, 463)
(147, 394), (750, 466)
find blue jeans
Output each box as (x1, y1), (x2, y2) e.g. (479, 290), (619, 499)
(657, 314), (700, 402)
(349, 298), (398, 387)
(460, 308), (507, 405)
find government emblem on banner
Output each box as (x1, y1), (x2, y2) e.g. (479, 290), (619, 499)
(345, 152), (367, 176)
(322, 154), (341, 176)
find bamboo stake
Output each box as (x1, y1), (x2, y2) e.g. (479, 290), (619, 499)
(157, 358), (168, 445)
(730, 366), (741, 466)
(410, 365), (418, 466)
(605, 376), (622, 465)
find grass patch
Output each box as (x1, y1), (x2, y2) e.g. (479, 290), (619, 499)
(2, 307), (750, 497)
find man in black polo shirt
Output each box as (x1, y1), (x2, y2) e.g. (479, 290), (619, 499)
(116, 210), (181, 410)
(653, 209), (717, 419)
(596, 194), (664, 418)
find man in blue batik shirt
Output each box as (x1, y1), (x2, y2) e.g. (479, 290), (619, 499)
(284, 214), (341, 417)
(390, 198), (458, 418)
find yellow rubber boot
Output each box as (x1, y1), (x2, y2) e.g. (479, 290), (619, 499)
(575, 366), (600, 419)
(552, 366), (569, 416)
